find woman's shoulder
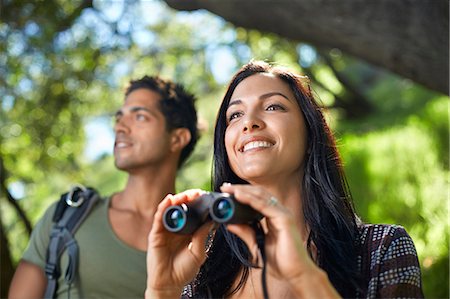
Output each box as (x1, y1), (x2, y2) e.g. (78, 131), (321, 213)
(355, 223), (423, 298)
(356, 223), (420, 262)
(357, 223), (414, 248)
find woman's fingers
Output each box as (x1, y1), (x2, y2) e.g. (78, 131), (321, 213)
(187, 221), (215, 267)
(220, 184), (289, 220)
(219, 184), (313, 275)
(149, 194), (175, 243)
(150, 190), (206, 243)
(226, 224), (260, 265)
(170, 189), (205, 205)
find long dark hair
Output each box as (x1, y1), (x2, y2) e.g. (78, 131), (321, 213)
(191, 61), (360, 298)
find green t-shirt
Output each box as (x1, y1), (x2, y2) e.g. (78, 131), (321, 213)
(22, 197), (147, 299)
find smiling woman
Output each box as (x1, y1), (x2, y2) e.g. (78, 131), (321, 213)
(145, 61), (424, 299)
(224, 73), (307, 185)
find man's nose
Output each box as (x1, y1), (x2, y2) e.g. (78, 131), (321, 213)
(114, 116), (131, 134)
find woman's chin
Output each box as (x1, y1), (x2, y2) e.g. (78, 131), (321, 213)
(238, 170), (272, 184)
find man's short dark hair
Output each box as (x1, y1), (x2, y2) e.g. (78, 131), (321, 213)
(125, 75), (199, 168)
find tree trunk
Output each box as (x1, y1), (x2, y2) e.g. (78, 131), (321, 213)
(165, 0), (449, 95)
(0, 215), (15, 298)
(0, 156), (32, 297)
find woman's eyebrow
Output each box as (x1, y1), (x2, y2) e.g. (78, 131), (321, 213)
(228, 91), (291, 108)
(227, 99), (242, 108)
(259, 91), (290, 101)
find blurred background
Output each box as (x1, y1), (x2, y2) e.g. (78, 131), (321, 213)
(0, 0), (448, 297)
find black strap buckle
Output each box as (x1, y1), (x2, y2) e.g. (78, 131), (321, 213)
(45, 263), (59, 280)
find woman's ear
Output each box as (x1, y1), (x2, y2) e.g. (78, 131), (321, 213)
(170, 128), (191, 153)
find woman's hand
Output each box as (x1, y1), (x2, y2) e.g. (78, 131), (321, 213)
(220, 183), (341, 299)
(145, 189), (213, 299)
(220, 184), (313, 280)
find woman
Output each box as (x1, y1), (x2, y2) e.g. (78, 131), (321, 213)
(146, 61), (424, 298)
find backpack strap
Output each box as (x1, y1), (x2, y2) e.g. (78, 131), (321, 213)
(44, 185), (100, 299)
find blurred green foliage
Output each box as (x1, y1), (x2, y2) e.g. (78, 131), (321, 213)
(0, 0), (448, 297)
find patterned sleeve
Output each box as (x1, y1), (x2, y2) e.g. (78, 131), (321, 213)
(367, 225), (424, 298)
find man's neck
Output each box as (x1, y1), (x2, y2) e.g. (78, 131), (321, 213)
(114, 165), (177, 213)
(108, 169), (178, 251)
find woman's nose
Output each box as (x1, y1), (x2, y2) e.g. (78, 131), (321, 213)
(242, 115), (264, 132)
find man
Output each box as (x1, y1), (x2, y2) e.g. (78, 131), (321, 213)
(8, 75), (199, 298)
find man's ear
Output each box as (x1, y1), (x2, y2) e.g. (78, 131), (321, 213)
(170, 128), (191, 152)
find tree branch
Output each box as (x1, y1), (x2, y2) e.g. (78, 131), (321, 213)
(0, 214), (15, 298)
(0, 156), (32, 236)
(301, 66), (348, 110)
(318, 50), (375, 118)
(55, 0), (94, 33)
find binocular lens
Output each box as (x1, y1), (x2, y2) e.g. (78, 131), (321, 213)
(164, 207), (186, 231)
(212, 198), (234, 222)
(163, 192), (262, 234)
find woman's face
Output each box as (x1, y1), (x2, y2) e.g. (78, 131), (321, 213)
(224, 73), (308, 185)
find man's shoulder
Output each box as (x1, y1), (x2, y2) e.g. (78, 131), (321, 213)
(55, 189), (109, 221)
(36, 191), (109, 229)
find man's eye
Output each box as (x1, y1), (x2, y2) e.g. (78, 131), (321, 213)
(136, 114), (147, 121)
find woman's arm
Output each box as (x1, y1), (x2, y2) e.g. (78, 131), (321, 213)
(372, 225), (424, 298)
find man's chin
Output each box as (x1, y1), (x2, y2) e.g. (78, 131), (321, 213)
(114, 161), (129, 171)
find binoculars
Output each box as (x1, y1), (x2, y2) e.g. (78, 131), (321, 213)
(163, 192), (263, 234)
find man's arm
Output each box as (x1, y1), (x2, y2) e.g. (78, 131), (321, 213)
(8, 260), (47, 299)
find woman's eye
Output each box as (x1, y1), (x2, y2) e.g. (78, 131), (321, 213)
(228, 111), (243, 122)
(266, 104), (285, 111)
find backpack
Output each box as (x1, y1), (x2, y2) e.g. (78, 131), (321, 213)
(44, 185), (100, 299)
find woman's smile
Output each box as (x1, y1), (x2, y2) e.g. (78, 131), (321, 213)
(239, 136), (275, 153)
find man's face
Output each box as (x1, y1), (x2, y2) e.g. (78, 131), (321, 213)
(113, 88), (173, 172)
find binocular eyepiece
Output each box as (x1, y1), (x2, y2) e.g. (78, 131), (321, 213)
(163, 192), (263, 234)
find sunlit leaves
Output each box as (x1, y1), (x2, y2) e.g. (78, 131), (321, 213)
(341, 121), (449, 298)
(1, 1), (448, 297)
